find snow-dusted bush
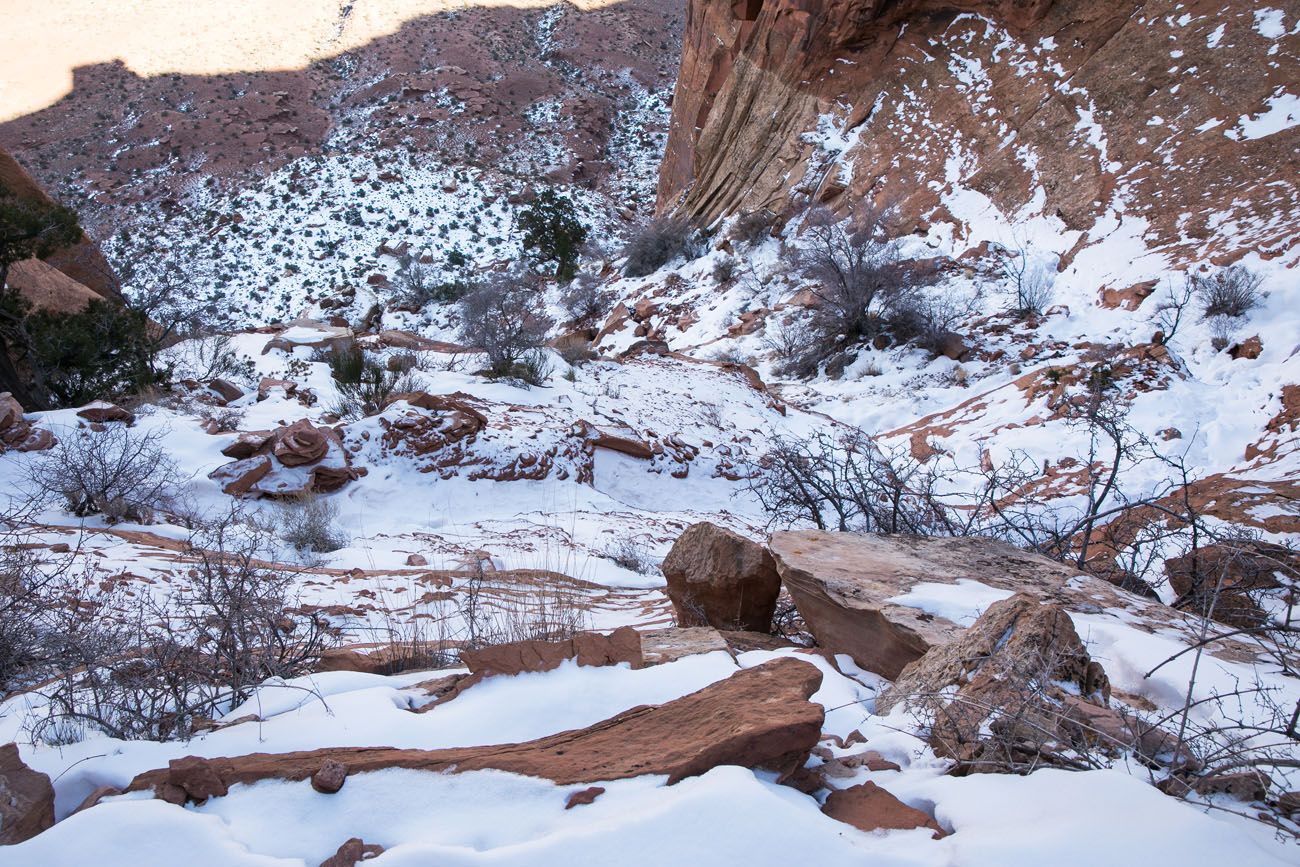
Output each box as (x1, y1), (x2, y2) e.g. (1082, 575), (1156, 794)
(560, 273), (610, 323)
(621, 216), (699, 277)
(1194, 265), (1262, 319)
(321, 339), (420, 419)
(278, 494), (348, 554)
(27, 424), (178, 522)
(994, 242), (1056, 316)
(726, 209), (776, 247)
(458, 273), (554, 385)
(774, 205), (940, 375)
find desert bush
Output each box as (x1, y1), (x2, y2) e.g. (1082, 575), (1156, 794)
(278, 493), (348, 554)
(727, 209), (775, 246)
(28, 424), (178, 522)
(621, 216), (699, 278)
(23, 510), (333, 741)
(556, 334), (596, 368)
(458, 274), (554, 384)
(392, 253), (467, 310)
(167, 333), (252, 383)
(321, 339), (419, 418)
(994, 243), (1056, 316)
(603, 536), (655, 575)
(775, 205), (937, 374)
(560, 274), (610, 323)
(712, 255), (739, 284)
(1193, 265), (1262, 319)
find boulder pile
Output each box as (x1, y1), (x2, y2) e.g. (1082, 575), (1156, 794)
(209, 418), (362, 497)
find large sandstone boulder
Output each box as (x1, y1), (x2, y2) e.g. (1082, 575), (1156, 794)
(769, 530), (1189, 679)
(0, 743), (55, 844)
(876, 594), (1111, 770)
(0, 393), (23, 431)
(661, 522), (781, 632)
(128, 657), (825, 796)
(1164, 541), (1298, 629)
(273, 419), (331, 466)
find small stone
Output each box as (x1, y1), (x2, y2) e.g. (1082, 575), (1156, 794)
(312, 759), (348, 794)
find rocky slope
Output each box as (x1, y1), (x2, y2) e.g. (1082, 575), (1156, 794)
(659, 0), (1298, 271)
(0, 0), (682, 326)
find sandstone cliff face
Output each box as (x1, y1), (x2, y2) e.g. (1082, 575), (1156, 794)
(658, 0), (1298, 267)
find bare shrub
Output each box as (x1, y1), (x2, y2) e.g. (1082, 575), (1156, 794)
(711, 255), (739, 284)
(278, 494), (348, 554)
(727, 209), (776, 247)
(763, 317), (822, 379)
(25, 511), (333, 742)
(28, 424), (178, 522)
(621, 216), (699, 278)
(994, 242), (1056, 316)
(1194, 265), (1262, 319)
(781, 205), (939, 373)
(167, 333), (253, 383)
(603, 536), (655, 575)
(560, 274), (610, 324)
(458, 274), (555, 384)
(556, 335), (596, 368)
(391, 253), (468, 310)
(1154, 277), (1197, 343)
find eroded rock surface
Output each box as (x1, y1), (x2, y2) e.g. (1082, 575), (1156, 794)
(127, 657), (825, 796)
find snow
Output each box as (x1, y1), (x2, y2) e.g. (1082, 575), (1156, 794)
(1253, 9), (1287, 40)
(7, 651), (1297, 866)
(886, 579), (1017, 627)
(1226, 92), (1300, 141)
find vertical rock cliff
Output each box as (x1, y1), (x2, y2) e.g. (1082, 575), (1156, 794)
(658, 0), (1298, 267)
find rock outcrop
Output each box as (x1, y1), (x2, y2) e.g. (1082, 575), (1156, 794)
(661, 521), (782, 632)
(0, 146), (121, 303)
(821, 781), (945, 838)
(877, 594), (1111, 769)
(460, 626), (643, 677)
(209, 418), (361, 497)
(0, 743), (55, 845)
(769, 530), (1202, 679)
(127, 658), (825, 797)
(0, 392), (54, 453)
(658, 0), (1297, 268)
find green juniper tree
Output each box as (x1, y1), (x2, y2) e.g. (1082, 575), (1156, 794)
(0, 182), (165, 408)
(516, 189), (587, 282)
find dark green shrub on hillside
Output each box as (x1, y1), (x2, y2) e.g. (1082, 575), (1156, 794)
(517, 189), (587, 282)
(10, 297), (167, 408)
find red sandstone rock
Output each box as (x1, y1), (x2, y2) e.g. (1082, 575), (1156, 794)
(459, 626), (643, 677)
(0, 743), (54, 845)
(76, 402), (134, 425)
(822, 781), (945, 838)
(319, 838), (385, 866)
(126, 658), (825, 793)
(564, 786), (606, 809)
(661, 522), (781, 632)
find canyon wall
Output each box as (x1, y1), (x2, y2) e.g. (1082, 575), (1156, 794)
(658, 0), (1298, 267)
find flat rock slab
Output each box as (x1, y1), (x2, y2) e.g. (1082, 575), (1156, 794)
(126, 657), (825, 797)
(770, 530), (1208, 678)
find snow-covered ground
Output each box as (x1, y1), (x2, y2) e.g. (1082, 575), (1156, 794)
(3, 646), (1294, 865)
